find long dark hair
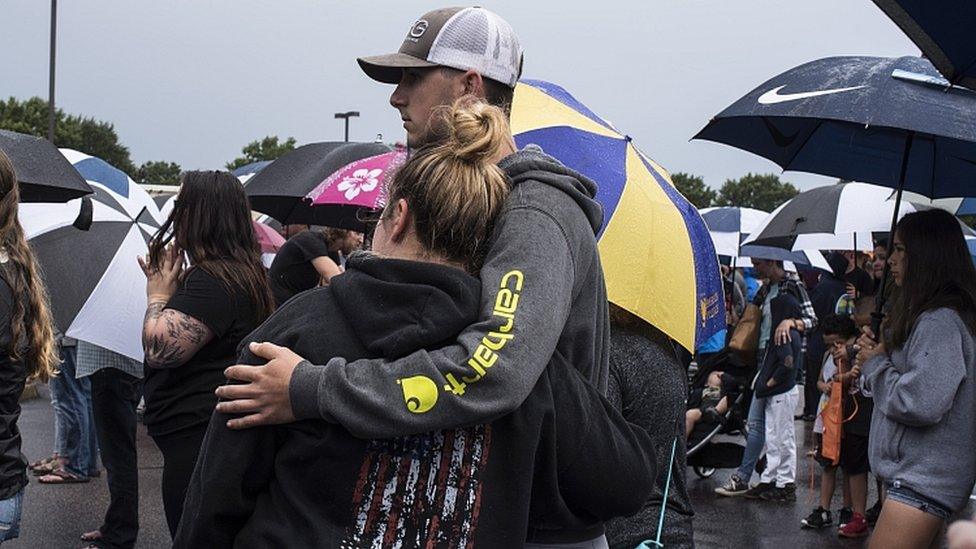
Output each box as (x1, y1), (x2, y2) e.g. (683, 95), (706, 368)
(885, 209), (976, 349)
(0, 151), (58, 381)
(149, 171), (274, 320)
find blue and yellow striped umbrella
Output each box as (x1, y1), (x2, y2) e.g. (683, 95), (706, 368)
(512, 79), (724, 351)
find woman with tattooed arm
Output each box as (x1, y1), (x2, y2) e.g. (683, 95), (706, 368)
(138, 171), (274, 538)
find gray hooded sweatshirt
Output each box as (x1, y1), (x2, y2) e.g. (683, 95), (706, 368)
(290, 146), (610, 439)
(862, 308), (976, 511)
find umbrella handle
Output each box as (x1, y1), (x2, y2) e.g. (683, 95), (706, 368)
(72, 196), (93, 231)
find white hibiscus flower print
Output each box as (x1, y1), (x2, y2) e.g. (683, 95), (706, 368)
(336, 168), (383, 200)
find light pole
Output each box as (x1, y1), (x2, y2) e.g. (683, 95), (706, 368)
(334, 111), (360, 142)
(48, 0), (57, 143)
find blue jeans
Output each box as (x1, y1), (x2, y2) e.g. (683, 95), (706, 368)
(736, 393), (766, 481)
(0, 489), (24, 543)
(49, 347), (98, 476)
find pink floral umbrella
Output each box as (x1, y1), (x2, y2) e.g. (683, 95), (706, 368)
(305, 148), (407, 210)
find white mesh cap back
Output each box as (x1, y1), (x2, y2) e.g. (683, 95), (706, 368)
(427, 7), (523, 88)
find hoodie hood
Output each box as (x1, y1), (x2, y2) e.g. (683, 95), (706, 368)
(329, 254), (480, 359)
(770, 292), (802, 328)
(499, 145), (604, 235)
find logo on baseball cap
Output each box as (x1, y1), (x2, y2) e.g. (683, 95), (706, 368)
(358, 6), (524, 88)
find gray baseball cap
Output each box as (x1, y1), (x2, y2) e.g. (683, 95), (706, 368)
(358, 6), (524, 88)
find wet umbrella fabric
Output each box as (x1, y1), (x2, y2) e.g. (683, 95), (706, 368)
(512, 79), (724, 352)
(306, 148), (407, 210)
(741, 183), (915, 252)
(699, 206), (768, 260)
(738, 245), (832, 273)
(694, 56), (976, 199)
(0, 130), (92, 203)
(21, 150), (162, 361)
(245, 142), (392, 230)
(871, 0), (976, 89)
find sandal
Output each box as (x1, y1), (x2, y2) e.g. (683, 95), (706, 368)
(38, 468), (90, 484)
(29, 455), (60, 476)
(80, 530), (102, 542)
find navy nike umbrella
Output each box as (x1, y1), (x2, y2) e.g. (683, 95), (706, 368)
(694, 55), (976, 200)
(694, 55), (976, 325)
(871, 0), (976, 90)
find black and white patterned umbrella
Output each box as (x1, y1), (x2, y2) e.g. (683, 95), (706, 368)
(20, 150), (161, 360)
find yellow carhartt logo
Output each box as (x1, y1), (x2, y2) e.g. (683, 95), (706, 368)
(397, 375), (439, 414)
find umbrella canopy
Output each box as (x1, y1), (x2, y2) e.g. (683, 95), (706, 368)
(306, 148), (407, 209)
(232, 160), (272, 185)
(22, 150), (162, 360)
(871, 0), (976, 89)
(738, 244), (832, 273)
(245, 142), (392, 229)
(0, 130), (92, 202)
(742, 182), (916, 251)
(699, 206), (769, 259)
(694, 55), (976, 199)
(512, 79), (724, 352)
(899, 192), (976, 216)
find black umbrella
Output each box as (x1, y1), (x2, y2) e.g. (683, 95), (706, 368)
(694, 55), (976, 330)
(245, 141), (392, 230)
(0, 130), (92, 202)
(871, 0), (976, 90)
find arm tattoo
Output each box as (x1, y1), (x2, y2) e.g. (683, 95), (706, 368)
(142, 303), (213, 369)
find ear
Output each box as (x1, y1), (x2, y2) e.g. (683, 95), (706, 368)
(387, 198), (412, 242)
(459, 70), (487, 99)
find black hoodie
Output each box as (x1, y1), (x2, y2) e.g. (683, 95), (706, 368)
(754, 293), (803, 399)
(175, 256), (654, 548)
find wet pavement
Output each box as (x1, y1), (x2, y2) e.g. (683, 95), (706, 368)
(11, 388), (973, 548)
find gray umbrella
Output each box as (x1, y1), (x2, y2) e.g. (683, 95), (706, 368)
(0, 130), (92, 202)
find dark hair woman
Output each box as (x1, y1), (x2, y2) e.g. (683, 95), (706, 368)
(857, 209), (976, 549)
(139, 171), (273, 537)
(0, 151), (59, 544)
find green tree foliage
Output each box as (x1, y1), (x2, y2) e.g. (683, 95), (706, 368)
(135, 161), (182, 186)
(670, 172), (716, 209)
(715, 173), (799, 212)
(226, 136), (296, 171)
(0, 96), (135, 174)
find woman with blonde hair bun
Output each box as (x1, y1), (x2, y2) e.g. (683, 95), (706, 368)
(176, 99), (655, 548)
(0, 150), (59, 544)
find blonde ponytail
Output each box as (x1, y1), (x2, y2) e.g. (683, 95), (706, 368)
(0, 151), (59, 382)
(384, 97), (513, 272)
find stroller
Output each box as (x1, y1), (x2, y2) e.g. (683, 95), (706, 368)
(685, 349), (765, 479)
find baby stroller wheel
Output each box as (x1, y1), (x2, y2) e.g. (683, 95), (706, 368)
(694, 466), (716, 479)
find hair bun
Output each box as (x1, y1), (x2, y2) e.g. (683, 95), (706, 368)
(445, 96), (513, 164)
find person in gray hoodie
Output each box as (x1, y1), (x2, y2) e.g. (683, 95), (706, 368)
(857, 209), (976, 549)
(214, 7), (618, 546)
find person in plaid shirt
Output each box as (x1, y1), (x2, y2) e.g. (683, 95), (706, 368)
(716, 258), (817, 499)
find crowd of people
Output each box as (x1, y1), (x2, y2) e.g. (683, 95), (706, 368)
(701, 210), (976, 547)
(0, 5), (972, 549)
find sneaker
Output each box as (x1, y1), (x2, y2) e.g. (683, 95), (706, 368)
(801, 507), (833, 529)
(838, 506), (854, 528)
(865, 500), (882, 525)
(715, 475), (750, 497)
(838, 513), (869, 538)
(760, 483), (797, 502)
(744, 481), (775, 499)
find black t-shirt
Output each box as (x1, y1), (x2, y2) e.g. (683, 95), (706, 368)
(844, 267), (875, 297)
(143, 267), (261, 437)
(268, 231), (338, 306)
(0, 275), (27, 499)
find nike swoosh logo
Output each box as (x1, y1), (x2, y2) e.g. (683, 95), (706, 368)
(757, 85), (867, 105)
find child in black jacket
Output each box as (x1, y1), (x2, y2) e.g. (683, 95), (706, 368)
(752, 293), (803, 502)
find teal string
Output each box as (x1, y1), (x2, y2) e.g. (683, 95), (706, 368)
(640, 436), (679, 549)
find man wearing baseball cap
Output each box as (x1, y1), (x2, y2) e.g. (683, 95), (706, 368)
(218, 7), (622, 547)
